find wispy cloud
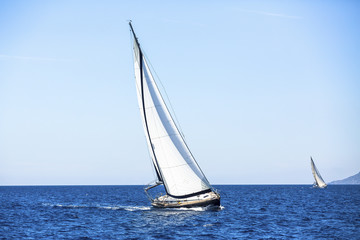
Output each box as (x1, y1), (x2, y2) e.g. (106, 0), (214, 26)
(239, 9), (302, 19)
(162, 18), (206, 28)
(0, 54), (76, 62)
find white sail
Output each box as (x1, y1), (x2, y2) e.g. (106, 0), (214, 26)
(131, 29), (211, 198)
(310, 157), (327, 188)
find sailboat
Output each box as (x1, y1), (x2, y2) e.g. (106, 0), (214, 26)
(129, 22), (220, 208)
(310, 157), (327, 188)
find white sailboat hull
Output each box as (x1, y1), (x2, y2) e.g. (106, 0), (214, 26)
(151, 191), (220, 208)
(313, 182), (327, 188)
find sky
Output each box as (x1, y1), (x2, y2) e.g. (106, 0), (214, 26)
(0, 0), (359, 185)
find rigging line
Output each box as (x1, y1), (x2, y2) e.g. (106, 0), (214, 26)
(151, 133), (182, 140)
(141, 50), (186, 139)
(161, 162), (191, 169)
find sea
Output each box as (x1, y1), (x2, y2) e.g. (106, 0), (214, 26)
(0, 185), (359, 239)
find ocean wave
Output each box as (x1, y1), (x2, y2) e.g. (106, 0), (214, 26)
(41, 203), (222, 212)
(123, 206), (151, 211)
(41, 203), (151, 212)
(155, 205), (224, 212)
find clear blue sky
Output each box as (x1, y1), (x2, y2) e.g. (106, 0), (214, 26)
(1, 0), (359, 185)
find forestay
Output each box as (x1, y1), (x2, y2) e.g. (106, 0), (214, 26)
(131, 27), (211, 198)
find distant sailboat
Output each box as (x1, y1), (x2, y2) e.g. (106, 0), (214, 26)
(129, 22), (220, 208)
(310, 157), (327, 188)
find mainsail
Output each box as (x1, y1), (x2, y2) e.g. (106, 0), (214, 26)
(310, 157), (327, 188)
(130, 23), (212, 198)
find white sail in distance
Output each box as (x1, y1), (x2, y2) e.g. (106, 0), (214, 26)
(131, 26), (212, 198)
(310, 157), (327, 188)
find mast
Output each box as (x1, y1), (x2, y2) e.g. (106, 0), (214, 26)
(129, 21), (140, 50)
(129, 21), (163, 182)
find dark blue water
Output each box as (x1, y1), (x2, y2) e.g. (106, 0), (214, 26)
(1, 185), (359, 239)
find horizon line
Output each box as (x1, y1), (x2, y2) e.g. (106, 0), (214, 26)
(0, 183), (336, 187)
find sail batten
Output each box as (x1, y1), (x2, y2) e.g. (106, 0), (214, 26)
(130, 23), (212, 198)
